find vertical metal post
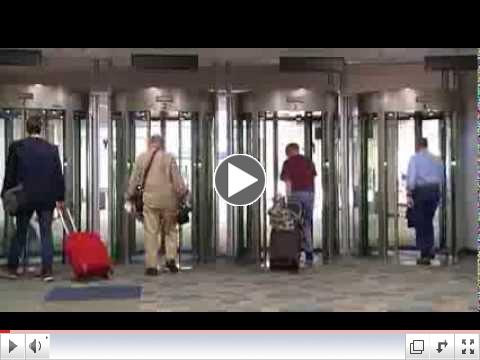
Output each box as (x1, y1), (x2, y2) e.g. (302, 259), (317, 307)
(251, 111), (261, 266)
(261, 112), (268, 268)
(377, 111), (388, 261)
(448, 111), (457, 263)
(273, 113), (279, 197)
(87, 93), (99, 232)
(391, 114), (400, 262)
(339, 94), (350, 255)
(359, 114), (369, 256)
(212, 94), (219, 260)
(327, 107), (337, 259)
(107, 105), (114, 257)
(321, 111), (329, 261)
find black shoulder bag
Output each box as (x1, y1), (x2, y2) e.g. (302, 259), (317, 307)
(167, 156), (191, 225)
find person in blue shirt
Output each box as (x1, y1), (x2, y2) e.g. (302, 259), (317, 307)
(406, 137), (444, 265)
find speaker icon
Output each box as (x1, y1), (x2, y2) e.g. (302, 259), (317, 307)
(29, 339), (41, 354)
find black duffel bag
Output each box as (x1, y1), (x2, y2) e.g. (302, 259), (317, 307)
(2, 183), (27, 216)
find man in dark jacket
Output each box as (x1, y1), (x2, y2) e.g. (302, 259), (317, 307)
(1, 115), (65, 281)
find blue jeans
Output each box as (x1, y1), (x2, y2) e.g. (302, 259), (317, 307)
(290, 191), (315, 256)
(8, 209), (54, 269)
(413, 185), (440, 258)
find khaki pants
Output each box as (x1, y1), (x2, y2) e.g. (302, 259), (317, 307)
(143, 205), (178, 269)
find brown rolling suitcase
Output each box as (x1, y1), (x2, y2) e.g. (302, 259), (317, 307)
(269, 229), (302, 271)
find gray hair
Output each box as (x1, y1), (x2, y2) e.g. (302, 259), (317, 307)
(149, 134), (165, 149)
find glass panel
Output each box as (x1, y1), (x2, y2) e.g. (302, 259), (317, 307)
(367, 116), (379, 248)
(165, 120), (179, 156)
(135, 119), (148, 252)
(265, 120), (274, 247)
(277, 120), (305, 196)
(214, 95), (229, 256)
(422, 119), (441, 248)
(80, 118), (87, 231)
(46, 116), (65, 254)
(179, 119), (192, 252)
(398, 120), (416, 205)
(397, 119), (416, 247)
(151, 119), (161, 137)
(311, 121), (322, 250)
(422, 119), (441, 157)
(10, 110), (24, 141)
(99, 120), (109, 251)
(111, 115), (118, 258)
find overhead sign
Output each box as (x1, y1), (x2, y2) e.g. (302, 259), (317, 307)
(18, 92), (34, 100)
(156, 95), (173, 103)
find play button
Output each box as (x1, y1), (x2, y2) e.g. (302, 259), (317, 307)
(9, 340), (17, 353)
(214, 154), (266, 206)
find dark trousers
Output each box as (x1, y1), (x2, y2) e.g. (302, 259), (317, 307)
(8, 209), (54, 269)
(413, 185), (440, 258)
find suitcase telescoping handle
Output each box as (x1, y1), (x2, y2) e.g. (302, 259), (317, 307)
(59, 207), (77, 234)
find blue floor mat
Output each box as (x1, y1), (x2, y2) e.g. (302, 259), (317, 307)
(45, 285), (142, 301)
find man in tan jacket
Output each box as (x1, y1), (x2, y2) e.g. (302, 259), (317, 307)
(127, 135), (187, 276)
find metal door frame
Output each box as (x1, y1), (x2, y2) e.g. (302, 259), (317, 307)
(126, 109), (200, 264)
(0, 107), (67, 262)
(359, 110), (456, 263)
(256, 110), (328, 266)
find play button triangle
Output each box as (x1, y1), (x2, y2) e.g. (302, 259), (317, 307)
(9, 340), (17, 353)
(227, 163), (258, 198)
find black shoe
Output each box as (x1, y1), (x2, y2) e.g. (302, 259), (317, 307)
(41, 267), (54, 282)
(416, 258), (431, 266)
(145, 268), (159, 276)
(166, 260), (179, 273)
(2, 266), (19, 280)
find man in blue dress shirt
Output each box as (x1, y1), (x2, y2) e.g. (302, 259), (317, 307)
(406, 137), (444, 265)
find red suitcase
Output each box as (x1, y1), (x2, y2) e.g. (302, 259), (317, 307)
(60, 208), (113, 280)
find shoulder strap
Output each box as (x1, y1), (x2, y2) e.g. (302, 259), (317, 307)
(141, 149), (160, 188)
(166, 154), (175, 185)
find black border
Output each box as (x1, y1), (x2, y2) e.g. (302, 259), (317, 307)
(1, 312), (479, 330)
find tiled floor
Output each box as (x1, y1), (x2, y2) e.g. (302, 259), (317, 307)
(0, 255), (476, 312)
